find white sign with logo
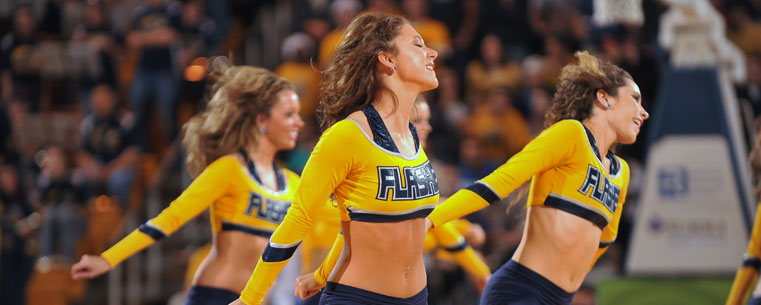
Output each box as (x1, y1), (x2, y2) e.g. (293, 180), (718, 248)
(626, 135), (748, 274)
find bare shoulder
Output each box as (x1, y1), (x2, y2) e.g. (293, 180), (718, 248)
(345, 111), (373, 140)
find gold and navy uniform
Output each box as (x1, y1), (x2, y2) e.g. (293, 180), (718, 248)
(101, 154), (299, 268)
(240, 105), (440, 305)
(429, 119), (630, 264)
(726, 203), (761, 305)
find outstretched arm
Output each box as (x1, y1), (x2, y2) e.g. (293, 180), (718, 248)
(72, 157), (235, 279)
(428, 120), (582, 227)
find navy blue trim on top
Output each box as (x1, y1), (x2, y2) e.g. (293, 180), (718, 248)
(362, 105), (420, 153)
(544, 196), (608, 229)
(599, 241), (612, 248)
(348, 207), (434, 223)
(220, 222), (273, 238)
(744, 256), (761, 272)
(139, 223), (166, 240)
(466, 183), (500, 204)
(581, 124), (620, 176)
(239, 148), (286, 191)
(444, 240), (468, 252)
(262, 242), (301, 263)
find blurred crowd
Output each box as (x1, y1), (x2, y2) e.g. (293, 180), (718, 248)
(1, 0), (761, 304)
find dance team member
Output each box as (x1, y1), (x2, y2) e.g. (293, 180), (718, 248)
(71, 65), (304, 305)
(231, 12), (440, 305)
(427, 51), (648, 305)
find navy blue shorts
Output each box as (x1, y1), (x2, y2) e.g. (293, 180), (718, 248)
(480, 260), (575, 305)
(319, 282), (428, 305)
(749, 296), (761, 305)
(184, 285), (239, 305)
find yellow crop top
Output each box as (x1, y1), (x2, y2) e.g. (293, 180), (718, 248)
(100, 154), (299, 268)
(239, 105), (441, 304)
(429, 120), (630, 260)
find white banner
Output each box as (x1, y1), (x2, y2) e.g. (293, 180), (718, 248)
(626, 135), (748, 274)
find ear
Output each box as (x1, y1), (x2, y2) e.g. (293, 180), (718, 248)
(595, 89), (610, 109)
(256, 113), (268, 128)
(377, 51), (396, 74)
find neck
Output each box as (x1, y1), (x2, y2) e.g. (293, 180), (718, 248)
(581, 116), (615, 159)
(373, 78), (417, 132)
(246, 140), (276, 168)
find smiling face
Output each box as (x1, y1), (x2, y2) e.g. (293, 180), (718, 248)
(259, 89), (304, 150)
(607, 78), (649, 144)
(392, 23), (439, 91)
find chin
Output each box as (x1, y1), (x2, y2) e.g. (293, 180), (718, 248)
(621, 134), (637, 144)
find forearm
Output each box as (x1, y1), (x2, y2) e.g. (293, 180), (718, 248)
(726, 265), (759, 305)
(100, 228), (159, 267)
(428, 187), (490, 228)
(313, 232), (344, 285)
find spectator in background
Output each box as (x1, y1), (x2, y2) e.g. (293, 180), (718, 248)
(465, 87), (531, 164)
(290, 0), (331, 48)
(0, 162), (38, 305)
(69, 3), (119, 113)
(1, 5), (41, 111)
(727, 2), (761, 57)
(480, 0), (539, 61)
(38, 145), (89, 263)
(318, 0), (362, 68)
(277, 32), (320, 128)
(127, 0), (181, 150)
(401, 0), (452, 59)
(77, 84), (138, 210)
(365, 0), (401, 15)
(526, 86), (552, 135)
(457, 138), (499, 190)
(466, 34), (523, 106)
(0, 103), (13, 159)
(738, 53), (761, 118)
(515, 55), (547, 117)
(428, 66), (467, 168)
(177, 0), (215, 68)
(541, 35), (578, 89)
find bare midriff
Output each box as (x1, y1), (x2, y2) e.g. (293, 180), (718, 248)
(330, 218), (427, 298)
(512, 205), (602, 292)
(193, 230), (269, 293)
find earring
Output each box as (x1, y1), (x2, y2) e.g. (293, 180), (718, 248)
(393, 66), (397, 71)
(606, 103), (611, 108)
(260, 127), (266, 133)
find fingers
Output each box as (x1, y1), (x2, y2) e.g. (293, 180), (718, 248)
(71, 255), (109, 280)
(305, 289), (320, 299)
(71, 264), (93, 280)
(296, 288), (320, 300)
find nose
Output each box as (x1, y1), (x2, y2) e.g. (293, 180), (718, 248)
(640, 106), (649, 121)
(428, 47), (438, 61)
(295, 114), (305, 128)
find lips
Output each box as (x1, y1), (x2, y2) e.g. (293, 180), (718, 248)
(425, 62), (435, 71)
(632, 118), (642, 133)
